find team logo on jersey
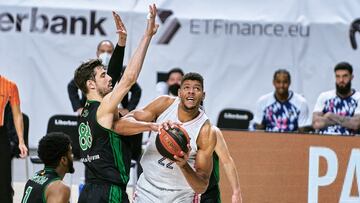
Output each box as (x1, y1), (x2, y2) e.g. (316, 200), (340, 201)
(78, 122), (92, 151)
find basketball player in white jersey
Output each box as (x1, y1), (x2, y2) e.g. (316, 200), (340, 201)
(120, 72), (217, 202)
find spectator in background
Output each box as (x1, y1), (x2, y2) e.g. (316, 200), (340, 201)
(253, 69), (310, 132)
(312, 62), (360, 135)
(0, 75), (28, 203)
(156, 68), (184, 96)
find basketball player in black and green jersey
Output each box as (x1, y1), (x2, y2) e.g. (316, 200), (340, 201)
(21, 132), (74, 203)
(74, 4), (159, 203)
(201, 126), (242, 203)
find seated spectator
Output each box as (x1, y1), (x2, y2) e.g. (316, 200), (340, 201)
(312, 62), (360, 135)
(253, 69), (310, 132)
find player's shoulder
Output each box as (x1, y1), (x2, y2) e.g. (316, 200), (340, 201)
(47, 179), (69, 190)
(145, 95), (177, 117)
(198, 120), (217, 144)
(257, 92), (275, 105)
(352, 90), (360, 100)
(291, 92), (308, 104)
(46, 180), (70, 202)
(317, 90), (336, 100)
(155, 95), (176, 103)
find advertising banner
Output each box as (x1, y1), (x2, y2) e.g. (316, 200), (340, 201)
(220, 131), (360, 203)
(2, 0), (360, 147)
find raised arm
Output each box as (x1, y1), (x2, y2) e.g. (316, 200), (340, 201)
(67, 79), (84, 114)
(213, 126), (242, 203)
(107, 11), (127, 85)
(125, 82), (142, 111)
(174, 121), (217, 194)
(98, 4), (159, 117)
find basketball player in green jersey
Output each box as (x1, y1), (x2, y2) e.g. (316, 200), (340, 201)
(74, 4), (159, 203)
(21, 132), (74, 203)
(201, 126), (242, 203)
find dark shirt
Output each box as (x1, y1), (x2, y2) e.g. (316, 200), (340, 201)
(21, 168), (61, 203)
(79, 101), (131, 187)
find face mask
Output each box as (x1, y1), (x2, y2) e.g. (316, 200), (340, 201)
(98, 52), (111, 67)
(168, 84), (180, 96)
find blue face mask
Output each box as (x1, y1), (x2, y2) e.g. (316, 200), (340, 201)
(98, 52), (111, 67)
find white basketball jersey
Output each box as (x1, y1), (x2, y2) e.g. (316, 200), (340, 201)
(140, 97), (208, 190)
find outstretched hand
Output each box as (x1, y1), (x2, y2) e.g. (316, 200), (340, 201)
(145, 4), (159, 37)
(112, 11), (127, 46)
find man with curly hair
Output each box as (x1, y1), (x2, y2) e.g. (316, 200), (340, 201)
(21, 132), (74, 203)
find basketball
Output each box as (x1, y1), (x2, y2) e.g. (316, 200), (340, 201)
(155, 125), (190, 161)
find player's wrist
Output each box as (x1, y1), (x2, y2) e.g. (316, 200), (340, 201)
(118, 36), (127, 47)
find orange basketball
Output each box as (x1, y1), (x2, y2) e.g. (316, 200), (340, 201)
(155, 125), (190, 161)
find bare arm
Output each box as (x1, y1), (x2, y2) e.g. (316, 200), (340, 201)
(113, 96), (174, 135)
(114, 117), (158, 136)
(11, 104), (27, 158)
(98, 5), (159, 127)
(214, 126), (242, 203)
(174, 121), (217, 194)
(45, 181), (70, 203)
(326, 113), (360, 130)
(312, 112), (337, 130)
(124, 95), (174, 122)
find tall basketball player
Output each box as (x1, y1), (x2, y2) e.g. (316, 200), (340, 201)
(121, 72), (217, 202)
(74, 5), (159, 203)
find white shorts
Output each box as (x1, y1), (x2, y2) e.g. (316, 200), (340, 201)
(133, 174), (200, 203)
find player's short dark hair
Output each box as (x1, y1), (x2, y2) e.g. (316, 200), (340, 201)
(334, 62), (353, 74)
(97, 40), (114, 52)
(167, 68), (184, 80)
(181, 72), (204, 89)
(38, 132), (71, 168)
(273, 69), (291, 82)
(74, 59), (103, 94)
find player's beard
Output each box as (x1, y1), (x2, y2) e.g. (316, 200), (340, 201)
(97, 87), (111, 97)
(68, 159), (75, 174)
(336, 81), (352, 96)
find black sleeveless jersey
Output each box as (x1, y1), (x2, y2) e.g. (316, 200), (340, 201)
(21, 168), (61, 203)
(78, 100), (131, 188)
